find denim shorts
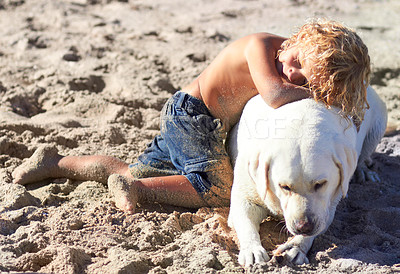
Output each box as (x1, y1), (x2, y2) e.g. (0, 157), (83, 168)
(129, 91), (233, 207)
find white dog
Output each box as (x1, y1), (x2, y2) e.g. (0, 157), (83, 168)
(228, 86), (387, 266)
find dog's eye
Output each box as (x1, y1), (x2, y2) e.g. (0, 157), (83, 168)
(280, 185), (291, 191)
(314, 181), (326, 191)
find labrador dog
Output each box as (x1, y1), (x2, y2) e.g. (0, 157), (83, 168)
(228, 86), (387, 266)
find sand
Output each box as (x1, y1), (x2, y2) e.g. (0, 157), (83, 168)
(0, 0), (399, 273)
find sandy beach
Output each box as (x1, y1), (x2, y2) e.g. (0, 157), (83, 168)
(0, 0), (399, 273)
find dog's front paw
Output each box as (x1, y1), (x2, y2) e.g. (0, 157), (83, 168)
(272, 235), (314, 265)
(239, 245), (270, 267)
(273, 241), (309, 264)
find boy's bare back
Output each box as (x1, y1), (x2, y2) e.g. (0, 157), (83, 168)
(183, 33), (311, 132)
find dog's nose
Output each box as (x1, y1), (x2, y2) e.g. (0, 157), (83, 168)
(294, 219), (314, 235)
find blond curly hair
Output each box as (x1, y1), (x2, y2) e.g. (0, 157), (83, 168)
(279, 18), (371, 125)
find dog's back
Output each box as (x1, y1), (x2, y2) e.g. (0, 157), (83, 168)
(228, 96), (352, 164)
(228, 87), (387, 167)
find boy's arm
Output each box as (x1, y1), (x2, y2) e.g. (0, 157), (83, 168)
(245, 33), (311, 108)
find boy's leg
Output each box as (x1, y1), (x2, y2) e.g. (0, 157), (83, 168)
(108, 174), (208, 213)
(12, 146), (130, 185)
(12, 146), (207, 213)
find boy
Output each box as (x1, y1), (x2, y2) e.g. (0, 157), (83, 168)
(12, 19), (370, 213)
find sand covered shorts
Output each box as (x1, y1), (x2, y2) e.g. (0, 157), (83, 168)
(128, 91), (233, 207)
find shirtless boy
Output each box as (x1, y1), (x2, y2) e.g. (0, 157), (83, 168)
(13, 19), (370, 214)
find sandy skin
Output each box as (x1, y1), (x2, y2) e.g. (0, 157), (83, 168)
(12, 146), (63, 185)
(12, 146), (139, 212)
(107, 174), (139, 213)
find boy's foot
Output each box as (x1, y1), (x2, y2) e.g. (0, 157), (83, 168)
(107, 174), (139, 214)
(12, 145), (63, 185)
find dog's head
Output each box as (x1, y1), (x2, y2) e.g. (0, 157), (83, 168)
(248, 139), (357, 237)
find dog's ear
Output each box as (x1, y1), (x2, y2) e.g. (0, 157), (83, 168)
(248, 152), (270, 201)
(332, 144), (357, 198)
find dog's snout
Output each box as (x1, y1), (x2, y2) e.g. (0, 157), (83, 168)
(294, 218), (314, 235)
